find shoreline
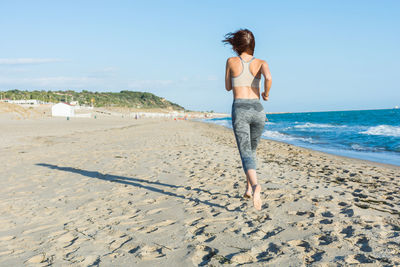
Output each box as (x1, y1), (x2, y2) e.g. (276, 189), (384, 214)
(201, 117), (400, 168)
(199, 119), (400, 171)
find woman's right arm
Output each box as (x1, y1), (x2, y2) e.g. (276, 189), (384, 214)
(225, 58), (232, 91)
(261, 60), (272, 101)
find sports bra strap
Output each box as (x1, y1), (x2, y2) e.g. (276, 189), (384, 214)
(239, 56), (255, 63)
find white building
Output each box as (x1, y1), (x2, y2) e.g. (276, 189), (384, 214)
(2, 99), (42, 105)
(52, 103), (75, 117)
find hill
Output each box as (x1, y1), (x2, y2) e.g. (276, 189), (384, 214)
(0, 90), (185, 110)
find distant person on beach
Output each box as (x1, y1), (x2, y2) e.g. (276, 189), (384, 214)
(223, 29), (272, 210)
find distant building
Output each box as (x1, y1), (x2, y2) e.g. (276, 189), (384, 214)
(52, 103), (75, 117)
(1, 99), (43, 105)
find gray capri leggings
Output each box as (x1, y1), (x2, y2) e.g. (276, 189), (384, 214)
(231, 98), (265, 173)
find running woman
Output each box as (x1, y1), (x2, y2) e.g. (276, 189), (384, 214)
(223, 29), (272, 210)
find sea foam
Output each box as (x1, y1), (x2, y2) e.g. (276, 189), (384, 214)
(294, 122), (336, 129)
(262, 130), (313, 143)
(360, 125), (400, 137)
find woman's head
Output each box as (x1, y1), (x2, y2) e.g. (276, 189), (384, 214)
(222, 29), (255, 56)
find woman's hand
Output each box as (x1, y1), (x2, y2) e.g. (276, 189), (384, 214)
(261, 91), (269, 101)
(261, 60), (271, 101)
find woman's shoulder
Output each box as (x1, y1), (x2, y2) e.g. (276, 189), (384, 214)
(254, 58), (267, 64)
(254, 58), (270, 69)
(226, 56), (240, 63)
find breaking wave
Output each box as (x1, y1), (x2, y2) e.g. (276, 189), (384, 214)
(360, 125), (400, 137)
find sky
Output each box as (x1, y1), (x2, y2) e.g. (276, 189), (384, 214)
(0, 0), (399, 113)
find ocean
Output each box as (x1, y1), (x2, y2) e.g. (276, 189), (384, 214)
(203, 109), (400, 166)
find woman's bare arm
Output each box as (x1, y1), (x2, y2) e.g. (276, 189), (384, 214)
(225, 58), (232, 91)
(261, 60), (272, 101)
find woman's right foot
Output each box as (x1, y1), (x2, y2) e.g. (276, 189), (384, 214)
(252, 184), (262, 210)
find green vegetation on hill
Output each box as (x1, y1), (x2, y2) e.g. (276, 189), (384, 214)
(0, 89), (185, 110)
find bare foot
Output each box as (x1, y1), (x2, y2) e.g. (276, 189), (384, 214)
(252, 184), (262, 210)
(243, 189), (252, 199)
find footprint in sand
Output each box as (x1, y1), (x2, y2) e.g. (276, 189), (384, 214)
(319, 219), (333, 225)
(291, 210), (315, 218)
(189, 244), (221, 266)
(356, 236), (373, 252)
(80, 255), (100, 266)
(230, 252), (253, 264)
(57, 232), (78, 248)
(109, 236), (133, 252)
(304, 250), (325, 264)
(340, 225), (355, 238)
(140, 220), (176, 234)
(252, 242), (282, 262)
(315, 233), (336, 245)
(321, 211), (334, 218)
(288, 239), (312, 253)
(260, 225), (284, 240)
(26, 253), (47, 264)
(344, 254), (374, 264)
(134, 245), (166, 260)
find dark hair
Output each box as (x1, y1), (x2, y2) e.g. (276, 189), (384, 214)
(222, 29), (255, 55)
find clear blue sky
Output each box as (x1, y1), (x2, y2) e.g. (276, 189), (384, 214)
(1, 0), (399, 113)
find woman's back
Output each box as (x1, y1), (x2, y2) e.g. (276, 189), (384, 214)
(228, 55), (264, 99)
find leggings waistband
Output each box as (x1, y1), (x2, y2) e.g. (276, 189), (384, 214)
(233, 98), (261, 103)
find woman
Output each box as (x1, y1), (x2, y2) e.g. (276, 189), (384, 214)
(223, 29), (272, 210)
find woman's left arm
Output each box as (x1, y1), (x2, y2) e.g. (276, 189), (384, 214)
(225, 58), (232, 91)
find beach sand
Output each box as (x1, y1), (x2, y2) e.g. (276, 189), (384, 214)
(0, 116), (399, 266)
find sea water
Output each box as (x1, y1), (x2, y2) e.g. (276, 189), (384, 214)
(204, 109), (400, 166)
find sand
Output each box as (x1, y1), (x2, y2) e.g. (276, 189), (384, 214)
(0, 115), (399, 266)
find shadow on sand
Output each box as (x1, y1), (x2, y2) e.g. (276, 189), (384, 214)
(36, 163), (232, 211)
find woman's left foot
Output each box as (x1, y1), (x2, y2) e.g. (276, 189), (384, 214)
(243, 187), (252, 198)
(243, 190), (252, 199)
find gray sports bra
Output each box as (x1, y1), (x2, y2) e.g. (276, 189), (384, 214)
(231, 56), (261, 89)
